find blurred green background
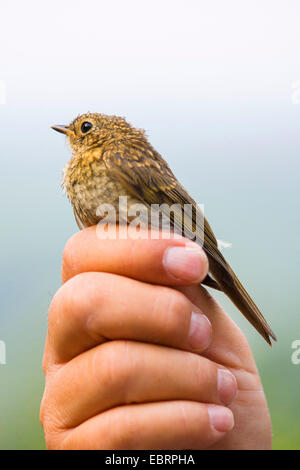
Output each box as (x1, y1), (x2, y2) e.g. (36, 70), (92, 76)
(0, 0), (299, 449)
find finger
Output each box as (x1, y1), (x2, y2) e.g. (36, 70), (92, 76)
(44, 340), (237, 428)
(178, 285), (260, 377)
(62, 225), (208, 286)
(56, 401), (234, 450)
(46, 272), (212, 365)
(176, 284), (265, 452)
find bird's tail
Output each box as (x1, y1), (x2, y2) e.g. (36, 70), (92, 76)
(210, 262), (277, 345)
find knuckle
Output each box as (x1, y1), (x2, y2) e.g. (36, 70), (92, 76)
(48, 273), (101, 335)
(40, 392), (59, 437)
(43, 426), (65, 450)
(192, 353), (212, 389)
(61, 233), (80, 282)
(168, 290), (190, 316)
(97, 340), (135, 394)
(39, 393), (47, 429)
(40, 385), (70, 449)
(162, 289), (191, 334)
(47, 282), (74, 341)
(42, 351), (48, 374)
(47, 284), (66, 329)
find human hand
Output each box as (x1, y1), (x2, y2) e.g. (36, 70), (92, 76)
(40, 227), (271, 449)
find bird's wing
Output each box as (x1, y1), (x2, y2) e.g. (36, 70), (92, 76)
(103, 146), (276, 344)
(102, 146), (230, 275)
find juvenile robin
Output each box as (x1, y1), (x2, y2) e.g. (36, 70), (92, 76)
(52, 113), (276, 345)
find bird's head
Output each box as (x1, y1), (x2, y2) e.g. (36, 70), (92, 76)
(52, 112), (144, 153)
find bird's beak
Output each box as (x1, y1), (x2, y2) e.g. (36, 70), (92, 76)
(51, 125), (74, 136)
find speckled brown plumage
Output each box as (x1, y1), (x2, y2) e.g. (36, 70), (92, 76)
(52, 112), (276, 345)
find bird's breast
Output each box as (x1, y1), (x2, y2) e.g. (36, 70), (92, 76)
(63, 157), (141, 228)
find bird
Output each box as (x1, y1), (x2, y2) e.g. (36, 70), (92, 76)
(52, 112), (276, 345)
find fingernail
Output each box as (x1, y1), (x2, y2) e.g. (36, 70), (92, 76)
(162, 246), (208, 282)
(188, 312), (212, 350)
(217, 369), (237, 405)
(208, 405), (234, 433)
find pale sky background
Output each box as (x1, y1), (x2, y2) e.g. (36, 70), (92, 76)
(1, 0), (300, 105)
(0, 0), (300, 449)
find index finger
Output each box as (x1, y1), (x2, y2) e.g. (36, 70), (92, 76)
(62, 225), (209, 286)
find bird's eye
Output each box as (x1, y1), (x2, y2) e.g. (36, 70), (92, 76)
(81, 121), (93, 133)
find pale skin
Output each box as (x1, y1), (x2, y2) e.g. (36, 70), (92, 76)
(40, 226), (272, 450)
